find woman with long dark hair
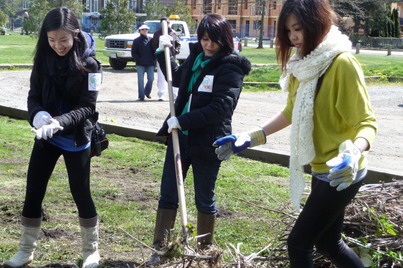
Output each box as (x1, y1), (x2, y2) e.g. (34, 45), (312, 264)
(149, 13), (251, 263)
(214, 0), (377, 267)
(4, 7), (102, 268)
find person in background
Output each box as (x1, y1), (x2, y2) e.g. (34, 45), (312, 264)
(214, 0), (377, 267)
(149, 13), (251, 264)
(3, 7), (102, 268)
(131, 24), (155, 101)
(22, 12), (29, 35)
(151, 17), (180, 101)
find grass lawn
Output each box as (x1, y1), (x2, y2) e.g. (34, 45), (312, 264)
(1, 115), (401, 267)
(1, 30), (403, 85)
(0, 115), (295, 266)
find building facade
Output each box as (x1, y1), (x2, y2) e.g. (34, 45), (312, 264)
(81, 0), (282, 38)
(187, 0), (282, 38)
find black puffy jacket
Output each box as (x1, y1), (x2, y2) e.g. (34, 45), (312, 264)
(28, 47), (102, 147)
(157, 44), (251, 161)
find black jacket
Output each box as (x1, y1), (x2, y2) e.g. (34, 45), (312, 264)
(28, 54), (102, 147)
(157, 44), (251, 161)
(131, 34), (155, 66)
(151, 28), (181, 57)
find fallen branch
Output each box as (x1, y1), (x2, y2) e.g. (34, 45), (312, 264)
(233, 196), (297, 219)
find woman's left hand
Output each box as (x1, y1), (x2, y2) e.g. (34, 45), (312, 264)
(326, 140), (362, 191)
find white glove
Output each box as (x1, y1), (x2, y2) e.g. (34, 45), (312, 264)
(326, 140), (362, 191)
(159, 34), (173, 50)
(33, 111), (52, 129)
(31, 119), (63, 140)
(167, 116), (181, 133)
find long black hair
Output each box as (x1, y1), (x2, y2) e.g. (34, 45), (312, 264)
(197, 14), (234, 55)
(276, 0), (337, 69)
(33, 7), (88, 75)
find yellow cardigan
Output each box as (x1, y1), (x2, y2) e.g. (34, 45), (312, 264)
(282, 52), (378, 173)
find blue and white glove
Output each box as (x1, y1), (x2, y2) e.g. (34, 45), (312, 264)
(326, 140), (362, 191)
(167, 116), (181, 133)
(31, 119), (63, 140)
(33, 111), (52, 129)
(159, 34), (173, 51)
(213, 127), (266, 161)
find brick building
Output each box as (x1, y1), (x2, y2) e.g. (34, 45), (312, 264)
(187, 0), (283, 39)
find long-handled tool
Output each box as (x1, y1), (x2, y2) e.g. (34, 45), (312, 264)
(161, 20), (188, 243)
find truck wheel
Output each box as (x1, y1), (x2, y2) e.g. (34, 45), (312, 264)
(109, 58), (127, 70)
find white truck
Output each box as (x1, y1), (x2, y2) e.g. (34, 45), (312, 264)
(103, 19), (241, 70)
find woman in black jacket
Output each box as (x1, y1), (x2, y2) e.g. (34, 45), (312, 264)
(150, 13), (251, 261)
(4, 8), (102, 268)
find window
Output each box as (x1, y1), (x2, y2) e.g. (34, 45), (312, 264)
(244, 0), (248, 9)
(172, 23), (185, 37)
(254, 0), (263, 15)
(228, 0), (238, 15)
(273, 1), (277, 10)
(228, 20), (236, 30)
(218, 0), (221, 9)
(193, 0), (196, 9)
(203, 0), (212, 13)
(253, 20), (261, 30)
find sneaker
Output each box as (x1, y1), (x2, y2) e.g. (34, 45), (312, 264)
(146, 95), (152, 99)
(139, 98), (145, 101)
(158, 98), (164, 101)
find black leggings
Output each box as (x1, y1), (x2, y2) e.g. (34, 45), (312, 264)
(287, 177), (364, 268)
(22, 140), (97, 219)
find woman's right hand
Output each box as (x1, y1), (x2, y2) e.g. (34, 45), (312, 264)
(31, 119), (63, 140)
(213, 127), (266, 161)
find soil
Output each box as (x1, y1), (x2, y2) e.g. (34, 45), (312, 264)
(0, 69), (402, 177)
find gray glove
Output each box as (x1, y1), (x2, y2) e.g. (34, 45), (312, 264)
(31, 119), (63, 140)
(33, 111), (52, 129)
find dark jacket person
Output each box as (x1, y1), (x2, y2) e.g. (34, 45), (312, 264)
(148, 14), (251, 264)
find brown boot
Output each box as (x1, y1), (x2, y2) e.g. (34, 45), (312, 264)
(197, 212), (216, 250)
(149, 208), (177, 264)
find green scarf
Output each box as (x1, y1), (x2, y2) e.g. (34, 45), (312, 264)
(180, 52), (211, 135)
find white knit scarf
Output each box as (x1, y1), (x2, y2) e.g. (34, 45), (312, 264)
(279, 26), (352, 212)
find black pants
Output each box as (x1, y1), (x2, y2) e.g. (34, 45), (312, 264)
(22, 140), (97, 219)
(287, 177), (364, 268)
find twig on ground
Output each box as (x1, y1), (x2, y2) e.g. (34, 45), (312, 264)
(233, 196), (297, 219)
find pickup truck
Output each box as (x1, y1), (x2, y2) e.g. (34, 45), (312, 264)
(103, 19), (241, 70)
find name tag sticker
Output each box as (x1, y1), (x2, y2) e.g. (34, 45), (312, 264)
(198, 75), (214, 93)
(88, 73), (102, 91)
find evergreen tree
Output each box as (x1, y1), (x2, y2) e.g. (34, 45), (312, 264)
(164, 0), (195, 33)
(145, 0), (163, 21)
(25, 0), (50, 37)
(99, 0), (136, 38)
(393, 8), (400, 38)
